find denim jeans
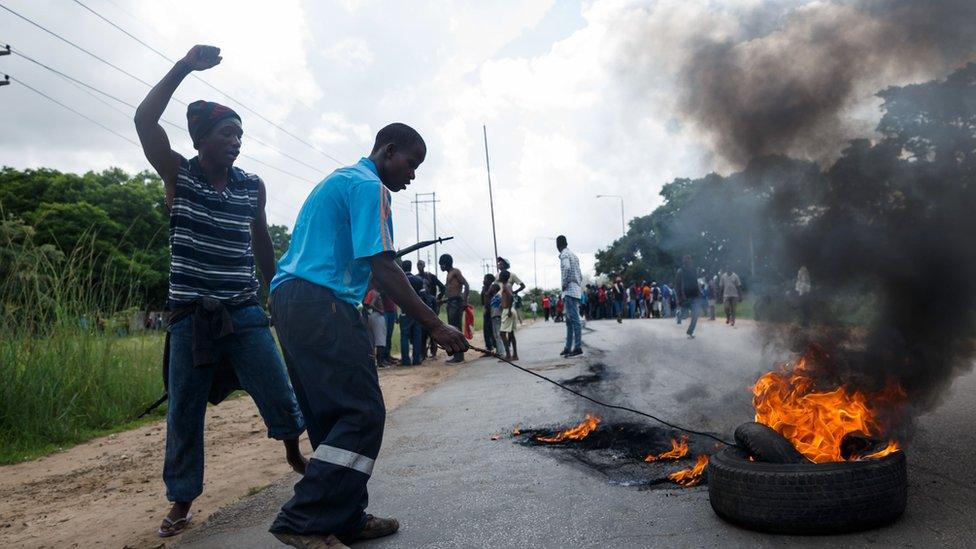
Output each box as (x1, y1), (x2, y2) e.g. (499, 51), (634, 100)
(165, 305), (304, 503)
(628, 300), (636, 319)
(564, 296), (582, 352)
(399, 315), (423, 365)
(683, 296), (702, 335)
(483, 309), (496, 351)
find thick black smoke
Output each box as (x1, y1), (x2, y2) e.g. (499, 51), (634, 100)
(679, 0), (976, 168)
(658, 1), (976, 424)
(636, 0), (976, 424)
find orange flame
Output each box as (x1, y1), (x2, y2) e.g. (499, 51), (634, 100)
(668, 454), (709, 486)
(752, 356), (903, 463)
(644, 436), (690, 462)
(534, 414), (600, 443)
(856, 440), (900, 460)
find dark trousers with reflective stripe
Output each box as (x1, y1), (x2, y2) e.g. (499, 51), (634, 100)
(269, 278), (385, 539)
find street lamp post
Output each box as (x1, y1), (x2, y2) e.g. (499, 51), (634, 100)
(533, 236), (556, 290)
(596, 194), (625, 237)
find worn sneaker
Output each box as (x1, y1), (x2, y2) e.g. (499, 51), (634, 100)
(272, 532), (349, 549)
(569, 348), (583, 356)
(355, 514), (400, 540)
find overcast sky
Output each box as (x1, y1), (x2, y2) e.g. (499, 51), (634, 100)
(1, 0), (933, 288)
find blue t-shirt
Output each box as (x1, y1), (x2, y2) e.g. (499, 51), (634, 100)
(271, 158), (395, 306)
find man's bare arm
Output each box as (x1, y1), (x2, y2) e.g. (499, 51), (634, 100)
(371, 253), (467, 354)
(457, 271), (470, 303)
(134, 45), (221, 206)
(250, 179), (276, 288)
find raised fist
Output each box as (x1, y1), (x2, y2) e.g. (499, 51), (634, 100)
(181, 45), (222, 71)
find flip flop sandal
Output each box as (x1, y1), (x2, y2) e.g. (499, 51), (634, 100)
(158, 512), (194, 538)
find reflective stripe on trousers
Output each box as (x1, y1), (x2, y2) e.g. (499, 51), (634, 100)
(312, 444), (375, 476)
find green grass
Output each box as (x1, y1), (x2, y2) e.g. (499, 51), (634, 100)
(0, 328), (166, 465)
(0, 226), (168, 464)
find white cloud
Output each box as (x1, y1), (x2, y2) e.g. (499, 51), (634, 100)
(321, 38), (375, 67)
(311, 112), (372, 147)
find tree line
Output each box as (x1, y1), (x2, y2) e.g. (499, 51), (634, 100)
(595, 62), (976, 319)
(0, 167), (292, 312)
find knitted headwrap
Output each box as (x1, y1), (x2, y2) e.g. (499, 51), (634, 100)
(186, 100), (241, 147)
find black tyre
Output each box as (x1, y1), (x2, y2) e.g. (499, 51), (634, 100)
(733, 422), (809, 464)
(708, 446), (907, 534)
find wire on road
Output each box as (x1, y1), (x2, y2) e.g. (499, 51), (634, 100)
(466, 344), (736, 446)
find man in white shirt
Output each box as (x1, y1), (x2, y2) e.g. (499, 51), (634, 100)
(557, 235), (583, 357)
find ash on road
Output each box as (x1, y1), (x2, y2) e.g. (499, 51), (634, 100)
(180, 319), (976, 548)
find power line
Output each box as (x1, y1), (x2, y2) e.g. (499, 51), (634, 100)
(68, 0), (348, 167)
(6, 46), (329, 178)
(4, 71), (311, 221)
(9, 74), (140, 147)
(0, 2), (169, 96)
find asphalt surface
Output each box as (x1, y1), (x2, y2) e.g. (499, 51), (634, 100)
(180, 317), (976, 548)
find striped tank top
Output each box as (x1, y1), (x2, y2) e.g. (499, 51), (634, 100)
(168, 156), (260, 308)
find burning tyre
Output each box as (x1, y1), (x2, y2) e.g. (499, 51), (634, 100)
(708, 445), (906, 534)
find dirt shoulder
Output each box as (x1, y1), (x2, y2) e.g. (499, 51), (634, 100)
(0, 355), (469, 549)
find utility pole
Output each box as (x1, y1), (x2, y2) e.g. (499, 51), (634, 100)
(411, 192), (439, 265)
(483, 125), (499, 262)
(0, 45), (9, 88)
(596, 194), (625, 237)
(481, 258), (493, 275)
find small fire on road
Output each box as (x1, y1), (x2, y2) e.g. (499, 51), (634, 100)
(644, 435), (689, 462)
(534, 414), (600, 443)
(668, 454), (709, 486)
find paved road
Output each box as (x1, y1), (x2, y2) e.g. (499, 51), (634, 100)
(181, 318), (976, 548)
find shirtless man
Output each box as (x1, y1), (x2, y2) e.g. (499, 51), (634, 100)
(439, 253), (469, 363)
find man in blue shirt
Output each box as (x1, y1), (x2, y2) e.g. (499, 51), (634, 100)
(268, 123), (468, 547)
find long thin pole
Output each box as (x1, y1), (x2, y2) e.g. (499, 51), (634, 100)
(414, 194), (420, 264)
(483, 125), (499, 264)
(432, 191), (438, 266)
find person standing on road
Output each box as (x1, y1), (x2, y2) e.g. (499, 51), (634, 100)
(416, 260), (445, 359)
(613, 276), (626, 324)
(675, 255), (703, 339)
(381, 292), (398, 366)
(542, 294), (551, 322)
(558, 235), (583, 357)
(498, 270), (519, 361)
(398, 260), (426, 366)
(661, 283), (673, 318)
(440, 253), (469, 364)
(480, 274), (497, 357)
(720, 266), (742, 327)
(707, 275), (719, 321)
(796, 265), (812, 327)
(363, 284), (388, 369)
(530, 300), (538, 318)
(628, 283), (638, 319)
(269, 123), (468, 547)
(134, 45), (306, 539)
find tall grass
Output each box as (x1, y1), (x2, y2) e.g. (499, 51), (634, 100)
(0, 224), (163, 464)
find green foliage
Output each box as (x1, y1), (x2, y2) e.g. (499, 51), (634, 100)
(0, 229), (163, 464)
(0, 167), (171, 308)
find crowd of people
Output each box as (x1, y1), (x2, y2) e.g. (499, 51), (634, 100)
(538, 255), (744, 339)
